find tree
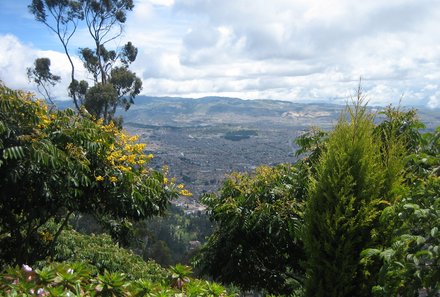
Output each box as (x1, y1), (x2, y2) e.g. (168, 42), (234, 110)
(0, 83), (181, 267)
(361, 125), (440, 296)
(79, 40), (142, 123)
(29, 0), (83, 110)
(26, 57), (61, 105)
(198, 164), (307, 295)
(303, 99), (406, 297)
(29, 0), (142, 123)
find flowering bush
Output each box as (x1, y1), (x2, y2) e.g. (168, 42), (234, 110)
(0, 83), (187, 266)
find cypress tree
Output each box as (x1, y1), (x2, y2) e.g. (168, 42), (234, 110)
(304, 100), (404, 297)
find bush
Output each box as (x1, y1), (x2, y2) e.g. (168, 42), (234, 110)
(0, 82), (184, 266)
(198, 164), (307, 295)
(50, 228), (169, 282)
(0, 262), (235, 296)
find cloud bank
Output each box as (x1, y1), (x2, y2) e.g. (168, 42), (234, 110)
(1, 0), (440, 107)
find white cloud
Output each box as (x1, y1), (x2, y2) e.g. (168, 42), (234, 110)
(133, 1), (154, 21)
(428, 91), (440, 109)
(149, 0), (175, 7)
(0, 35), (34, 89)
(0, 34), (86, 100)
(1, 0), (440, 108)
(162, 0), (440, 107)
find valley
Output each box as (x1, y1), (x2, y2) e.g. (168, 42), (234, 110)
(122, 96), (440, 205)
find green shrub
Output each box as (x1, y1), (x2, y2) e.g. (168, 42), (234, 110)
(0, 262), (235, 297)
(49, 228), (169, 282)
(304, 101), (405, 297)
(0, 83), (180, 266)
(198, 163), (307, 295)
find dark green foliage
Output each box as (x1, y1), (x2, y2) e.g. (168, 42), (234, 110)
(294, 127), (328, 165)
(110, 66), (142, 110)
(362, 127), (440, 296)
(29, 0), (84, 24)
(0, 83), (177, 267)
(304, 101), (405, 297)
(68, 78), (88, 106)
(0, 217), (233, 295)
(75, 0), (140, 123)
(149, 240), (173, 266)
(130, 205), (212, 266)
(84, 83), (118, 119)
(198, 164), (307, 295)
(51, 228), (169, 282)
(375, 106), (425, 154)
(122, 41), (138, 66)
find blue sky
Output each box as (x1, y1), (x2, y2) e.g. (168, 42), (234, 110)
(1, 0), (440, 108)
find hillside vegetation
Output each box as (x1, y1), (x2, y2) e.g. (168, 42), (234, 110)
(1, 81), (439, 296)
(196, 94), (439, 296)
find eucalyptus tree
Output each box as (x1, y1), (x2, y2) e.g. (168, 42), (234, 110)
(29, 0), (142, 123)
(29, 0), (83, 110)
(27, 57), (61, 105)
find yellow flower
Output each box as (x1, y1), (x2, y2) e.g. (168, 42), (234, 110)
(109, 176), (118, 183)
(127, 154), (136, 164)
(147, 153), (154, 159)
(118, 155), (128, 162)
(177, 184), (185, 189)
(95, 176), (104, 181)
(39, 230), (54, 242)
(134, 143), (146, 151)
(116, 165), (130, 172)
(128, 135), (139, 142)
(163, 177), (169, 184)
(179, 189), (192, 197)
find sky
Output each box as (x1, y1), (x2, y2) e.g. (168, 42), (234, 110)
(1, 0), (440, 108)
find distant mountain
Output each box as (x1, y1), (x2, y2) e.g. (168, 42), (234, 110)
(123, 95), (347, 128)
(54, 95), (440, 129)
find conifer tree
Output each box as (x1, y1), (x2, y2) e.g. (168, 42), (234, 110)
(304, 97), (404, 297)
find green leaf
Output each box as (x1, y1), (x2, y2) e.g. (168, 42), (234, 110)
(431, 227), (438, 238)
(360, 248), (381, 259)
(416, 236), (426, 245)
(416, 249), (433, 258)
(403, 203), (420, 211)
(2, 146), (25, 160)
